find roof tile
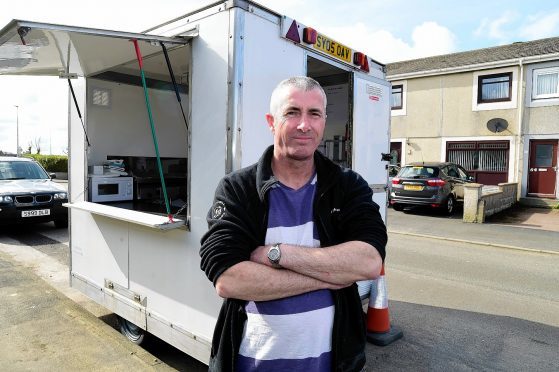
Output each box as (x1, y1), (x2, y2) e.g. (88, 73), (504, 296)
(386, 37), (559, 77)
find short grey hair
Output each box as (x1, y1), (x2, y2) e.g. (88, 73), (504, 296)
(269, 76), (327, 118)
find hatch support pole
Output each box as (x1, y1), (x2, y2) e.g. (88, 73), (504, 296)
(132, 39), (173, 222)
(67, 79), (91, 147)
(159, 42), (189, 135)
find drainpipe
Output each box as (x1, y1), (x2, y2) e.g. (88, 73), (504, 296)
(516, 58), (524, 196)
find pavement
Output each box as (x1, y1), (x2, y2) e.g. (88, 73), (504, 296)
(0, 232), (176, 372)
(387, 204), (559, 254)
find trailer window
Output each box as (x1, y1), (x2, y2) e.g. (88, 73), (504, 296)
(83, 43), (191, 228)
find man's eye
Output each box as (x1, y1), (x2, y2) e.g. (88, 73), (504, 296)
(285, 111), (298, 118)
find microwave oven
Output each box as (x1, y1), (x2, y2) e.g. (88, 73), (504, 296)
(89, 176), (133, 203)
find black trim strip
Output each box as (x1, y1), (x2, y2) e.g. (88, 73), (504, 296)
(91, 71), (188, 94)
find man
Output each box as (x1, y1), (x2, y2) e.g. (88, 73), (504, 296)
(200, 76), (387, 371)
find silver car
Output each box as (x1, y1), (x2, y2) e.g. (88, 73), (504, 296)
(0, 157), (68, 227)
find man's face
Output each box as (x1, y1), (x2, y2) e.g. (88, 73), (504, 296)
(267, 87), (326, 162)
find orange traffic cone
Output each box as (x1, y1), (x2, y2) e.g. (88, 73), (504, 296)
(366, 265), (403, 346)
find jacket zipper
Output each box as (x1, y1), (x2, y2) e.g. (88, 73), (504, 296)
(315, 181), (340, 369)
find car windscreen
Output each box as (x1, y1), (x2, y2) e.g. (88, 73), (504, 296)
(398, 166), (439, 179)
(0, 161), (49, 180)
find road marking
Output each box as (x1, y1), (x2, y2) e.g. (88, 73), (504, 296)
(388, 230), (559, 256)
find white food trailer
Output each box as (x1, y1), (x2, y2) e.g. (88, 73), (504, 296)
(0, 0), (391, 364)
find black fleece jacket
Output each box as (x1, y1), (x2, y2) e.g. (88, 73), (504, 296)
(200, 146), (387, 372)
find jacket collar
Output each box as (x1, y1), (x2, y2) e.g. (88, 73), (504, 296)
(256, 145), (341, 201)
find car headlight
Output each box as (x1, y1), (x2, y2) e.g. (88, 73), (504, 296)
(0, 195), (13, 203)
(53, 192), (68, 200)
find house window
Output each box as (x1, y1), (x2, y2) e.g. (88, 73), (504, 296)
(391, 84), (403, 109)
(532, 67), (559, 99)
(478, 72), (512, 103)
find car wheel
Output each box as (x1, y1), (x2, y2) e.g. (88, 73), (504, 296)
(393, 203), (404, 212)
(54, 218), (68, 228)
(444, 195), (455, 216)
(117, 316), (146, 345)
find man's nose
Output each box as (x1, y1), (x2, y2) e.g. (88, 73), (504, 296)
(297, 117), (310, 132)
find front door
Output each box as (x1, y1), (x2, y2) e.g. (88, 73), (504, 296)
(528, 140), (558, 197)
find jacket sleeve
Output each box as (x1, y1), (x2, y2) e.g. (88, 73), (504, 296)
(199, 176), (261, 286)
(338, 171), (387, 261)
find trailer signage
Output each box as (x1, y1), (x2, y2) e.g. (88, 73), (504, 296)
(313, 33), (352, 63)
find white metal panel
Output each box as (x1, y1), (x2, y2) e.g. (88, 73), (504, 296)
(372, 190), (387, 222)
(352, 74), (390, 183)
(147, 310), (211, 364)
(127, 223), (221, 343)
(238, 11), (305, 168)
(189, 10), (229, 230)
(0, 20), (189, 77)
(352, 73), (390, 221)
(66, 201), (185, 229)
(70, 209), (128, 289)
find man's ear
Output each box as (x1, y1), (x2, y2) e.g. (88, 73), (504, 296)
(265, 113), (275, 132)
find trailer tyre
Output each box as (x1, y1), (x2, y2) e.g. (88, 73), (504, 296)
(117, 316), (146, 345)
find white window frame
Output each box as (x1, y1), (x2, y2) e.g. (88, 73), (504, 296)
(390, 80), (407, 116)
(472, 68), (518, 111)
(531, 67), (559, 100)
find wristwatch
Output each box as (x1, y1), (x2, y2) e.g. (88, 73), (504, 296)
(267, 243), (282, 266)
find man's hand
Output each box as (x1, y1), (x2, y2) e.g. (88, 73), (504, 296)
(251, 242), (381, 284)
(250, 245), (273, 266)
(251, 241), (382, 285)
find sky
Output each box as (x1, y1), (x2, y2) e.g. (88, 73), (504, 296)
(1, 0), (559, 155)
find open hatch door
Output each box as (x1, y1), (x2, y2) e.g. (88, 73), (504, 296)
(0, 19), (195, 78)
(0, 20), (196, 230)
(351, 72), (391, 220)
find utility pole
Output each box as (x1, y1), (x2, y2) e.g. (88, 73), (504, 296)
(15, 105), (20, 157)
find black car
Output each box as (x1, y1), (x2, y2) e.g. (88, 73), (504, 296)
(389, 162), (474, 215)
(0, 157), (68, 227)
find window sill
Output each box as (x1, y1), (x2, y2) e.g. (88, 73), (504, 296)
(472, 101), (516, 111)
(528, 97), (559, 108)
(64, 201), (187, 231)
(391, 109), (406, 116)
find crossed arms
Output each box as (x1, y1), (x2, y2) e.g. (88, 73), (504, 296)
(215, 241), (382, 301)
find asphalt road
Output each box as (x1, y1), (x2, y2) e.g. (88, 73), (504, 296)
(1, 212), (558, 371)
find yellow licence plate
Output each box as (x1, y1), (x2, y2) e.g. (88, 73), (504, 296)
(404, 185), (424, 191)
(314, 34), (352, 63)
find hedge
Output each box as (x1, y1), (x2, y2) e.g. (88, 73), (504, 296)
(25, 154), (68, 173)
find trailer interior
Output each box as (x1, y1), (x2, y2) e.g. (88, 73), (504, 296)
(307, 55), (352, 168)
(85, 43), (191, 219)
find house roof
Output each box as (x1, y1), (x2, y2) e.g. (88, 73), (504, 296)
(386, 36), (559, 78)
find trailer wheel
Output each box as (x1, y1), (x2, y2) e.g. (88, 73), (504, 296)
(117, 316), (146, 345)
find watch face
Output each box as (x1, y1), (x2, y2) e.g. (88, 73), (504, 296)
(269, 248), (280, 261)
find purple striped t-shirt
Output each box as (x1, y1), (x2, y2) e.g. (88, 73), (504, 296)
(236, 174), (334, 371)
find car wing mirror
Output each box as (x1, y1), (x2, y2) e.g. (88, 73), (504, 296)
(49, 173), (57, 179)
